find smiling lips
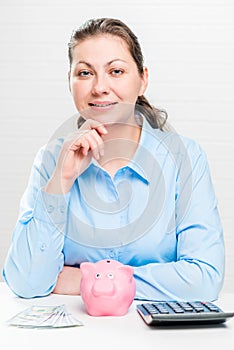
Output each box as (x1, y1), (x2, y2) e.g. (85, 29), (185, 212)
(88, 101), (118, 109)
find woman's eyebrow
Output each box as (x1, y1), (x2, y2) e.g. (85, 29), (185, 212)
(75, 60), (93, 68)
(75, 59), (128, 68)
(106, 59), (128, 66)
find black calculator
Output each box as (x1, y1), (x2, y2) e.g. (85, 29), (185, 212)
(136, 301), (234, 326)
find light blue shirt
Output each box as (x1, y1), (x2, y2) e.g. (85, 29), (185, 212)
(3, 116), (225, 300)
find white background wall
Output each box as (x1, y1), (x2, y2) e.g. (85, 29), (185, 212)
(0, 0), (233, 292)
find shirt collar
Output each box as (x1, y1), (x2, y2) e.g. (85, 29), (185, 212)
(89, 114), (163, 183)
(128, 115), (164, 183)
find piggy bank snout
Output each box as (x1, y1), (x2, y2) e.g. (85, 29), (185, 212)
(92, 278), (115, 297)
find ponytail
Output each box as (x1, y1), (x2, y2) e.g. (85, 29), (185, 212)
(136, 95), (168, 130)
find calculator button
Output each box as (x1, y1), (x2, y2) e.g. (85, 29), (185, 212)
(153, 304), (170, 314)
(178, 303), (194, 312)
(195, 308), (204, 312)
(172, 309), (185, 313)
(208, 308), (219, 312)
(167, 302), (185, 313)
(189, 302), (205, 312)
(143, 304), (159, 314)
(202, 302), (220, 312)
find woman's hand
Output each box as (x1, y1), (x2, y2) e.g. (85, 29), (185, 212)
(52, 266), (82, 295)
(45, 119), (108, 194)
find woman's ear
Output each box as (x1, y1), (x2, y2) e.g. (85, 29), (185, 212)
(139, 66), (149, 96)
(68, 71), (71, 93)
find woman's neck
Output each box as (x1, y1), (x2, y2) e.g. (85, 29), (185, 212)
(103, 119), (141, 142)
(98, 119), (142, 177)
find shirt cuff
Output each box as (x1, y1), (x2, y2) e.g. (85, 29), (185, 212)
(33, 188), (70, 225)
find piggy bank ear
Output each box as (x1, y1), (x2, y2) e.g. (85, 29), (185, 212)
(117, 265), (134, 281)
(80, 262), (95, 278)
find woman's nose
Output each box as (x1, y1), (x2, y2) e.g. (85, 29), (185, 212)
(91, 74), (110, 95)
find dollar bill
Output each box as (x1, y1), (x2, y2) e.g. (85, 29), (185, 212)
(6, 304), (83, 328)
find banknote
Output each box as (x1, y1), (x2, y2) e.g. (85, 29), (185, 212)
(6, 304), (83, 328)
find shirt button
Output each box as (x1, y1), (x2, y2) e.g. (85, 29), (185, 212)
(59, 205), (65, 213)
(47, 205), (54, 213)
(40, 243), (47, 251)
(109, 250), (115, 258)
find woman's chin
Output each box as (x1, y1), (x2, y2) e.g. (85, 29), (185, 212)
(79, 103), (136, 125)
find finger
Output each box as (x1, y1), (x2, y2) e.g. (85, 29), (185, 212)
(74, 129), (105, 159)
(95, 124), (108, 136)
(88, 129), (105, 157)
(69, 131), (102, 160)
(85, 131), (104, 160)
(69, 135), (90, 154)
(81, 119), (108, 136)
(68, 127), (105, 159)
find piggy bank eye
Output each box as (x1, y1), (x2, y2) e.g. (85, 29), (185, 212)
(95, 273), (101, 279)
(107, 273), (114, 279)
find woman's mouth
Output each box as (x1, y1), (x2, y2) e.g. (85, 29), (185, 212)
(88, 102), (118, 111)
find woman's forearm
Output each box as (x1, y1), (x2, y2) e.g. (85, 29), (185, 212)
(52, 266), (82, 295)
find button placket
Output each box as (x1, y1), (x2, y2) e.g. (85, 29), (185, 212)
(109, 250), (115, 258)
(47, 205), (54, 213)
(40, 243), (47, 252)
(59, 205), (65, 214)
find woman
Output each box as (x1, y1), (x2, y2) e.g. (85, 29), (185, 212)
(3, 18), (224, 300)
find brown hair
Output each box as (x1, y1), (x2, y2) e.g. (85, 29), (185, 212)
(68, 18), (168, 130)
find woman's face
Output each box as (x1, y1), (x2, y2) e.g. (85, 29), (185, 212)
(69, 34), (148, 124)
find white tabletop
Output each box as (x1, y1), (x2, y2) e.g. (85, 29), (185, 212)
(1, 282), (234, 349)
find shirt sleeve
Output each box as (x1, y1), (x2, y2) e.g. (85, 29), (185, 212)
(2, 141), (70, 298)
(133, 142), (225, 301)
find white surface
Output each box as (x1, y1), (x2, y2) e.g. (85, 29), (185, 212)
(1, 282), (234, 350)
(0, 0), (234, 293)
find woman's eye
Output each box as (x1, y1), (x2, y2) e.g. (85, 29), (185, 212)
(111, 69), (124, 76)
(78, 70), (92, 77)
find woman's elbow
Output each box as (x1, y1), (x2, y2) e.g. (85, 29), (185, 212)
(2, 268), (54, 299)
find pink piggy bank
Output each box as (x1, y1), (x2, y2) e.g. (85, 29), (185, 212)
(80, 259), (136, 316)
